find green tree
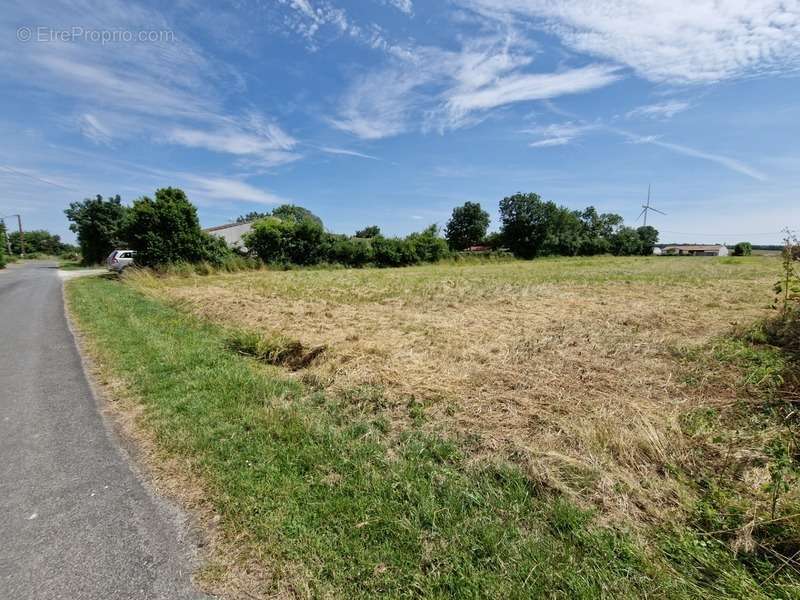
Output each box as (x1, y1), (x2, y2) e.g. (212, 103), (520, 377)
(407, 225), (450, 262)
(243, 215), (325, 265)
(541, 208), (584, 256)
(445, 202), (491, 250)
(611, 227), (643, 256)
(8, 230), (67, 255)
(271, 204), (323, 228)
(120, 187), (230, 267)
(236, 211), (270, 224)
(355, 225), (381, 238)
(733, 242), (753, 256)
(0, 221), (6, 268)
(636, 226), (659, 256)
(578, 207), (623, 255)
(499, 193), (560, 259)
(65, 194), (128, 265)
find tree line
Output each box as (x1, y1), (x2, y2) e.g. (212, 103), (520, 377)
(63, 188), (663, 269)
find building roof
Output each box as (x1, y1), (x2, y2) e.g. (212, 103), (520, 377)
(203, 221), (252, 233)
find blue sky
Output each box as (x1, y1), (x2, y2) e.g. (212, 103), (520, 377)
(1, 0), (799, 245)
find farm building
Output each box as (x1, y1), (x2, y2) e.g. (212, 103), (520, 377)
(661, 244), (729, 256)
(204, 221), (253, 251)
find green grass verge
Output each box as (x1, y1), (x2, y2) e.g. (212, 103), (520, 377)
(67, 276), (797, 598)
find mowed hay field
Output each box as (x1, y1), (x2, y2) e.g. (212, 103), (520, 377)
(129, 255), (783, 526)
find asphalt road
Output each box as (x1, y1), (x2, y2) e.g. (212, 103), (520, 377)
(0, 261), (208, 600)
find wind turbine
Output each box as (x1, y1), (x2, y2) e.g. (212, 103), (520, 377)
(637, 185), (666, 226)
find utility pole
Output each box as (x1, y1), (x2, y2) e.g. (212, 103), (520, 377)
(1, 214), (23, 257)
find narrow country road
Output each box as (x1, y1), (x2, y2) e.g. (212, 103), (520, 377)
(0, 261), (208, 600)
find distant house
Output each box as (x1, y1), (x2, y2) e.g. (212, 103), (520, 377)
(661, 244), (729, 257)
(204, 221), (253, 251)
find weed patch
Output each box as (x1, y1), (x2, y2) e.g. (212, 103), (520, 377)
(226, 329), (326, 370)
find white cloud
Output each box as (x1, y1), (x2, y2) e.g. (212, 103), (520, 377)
(384, 0), (413, 15)
(0, 165), (76, 191)
(0, 0), (306, 170)
(167, 121), (300, 166)
(635, 137), (768, 181)
(456, 0), (800, 83)
(330, 67), (428, 139)
(320, 147), (380, 160)
(78, 114), (113, 145)
(610, 128), (767, 180)
(522, 115), (767, 179)
(444, 64), (621, 125)
(332, 34), (621, 139)
(626, 101), (691, 119)
(183, 175), (289, 205)
(527, 122), (596, 147)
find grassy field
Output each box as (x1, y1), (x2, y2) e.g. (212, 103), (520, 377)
(67, 256), (800, 598)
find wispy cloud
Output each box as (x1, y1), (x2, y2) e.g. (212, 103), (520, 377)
(626, 135), (768, 181)
(330, 67), (427, 139)
(626, 101), (691, 119)
(456, 0), (800, 83)
(0, 165), (77, 191)
(523, 111), (767, 180)
(182, 175), (289, 205)
(2, 0), (299, 167)
(78, 114), (113, 145)
(527, 122), (596, 147)
(167, 117), (300, 167)
(444, 64), (621, 127)
(383, 0), (413, 15)
(320, 147), (380, 160)
(332, 34), (621, 139)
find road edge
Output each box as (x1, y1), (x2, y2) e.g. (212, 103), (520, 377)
(60, 276), (218, 598)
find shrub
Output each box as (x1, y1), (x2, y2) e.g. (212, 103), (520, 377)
(244, 216), (325, 265)
(733, 242), (753, 256)
(372, 236), (418, 267)
(327, 235), (374, 267)
(610, 227), (643, 256)
(120, 187), (231, 267)
(407, 225), (451, 262)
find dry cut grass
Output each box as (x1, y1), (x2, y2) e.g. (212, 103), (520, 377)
(129, 256), (779, 524)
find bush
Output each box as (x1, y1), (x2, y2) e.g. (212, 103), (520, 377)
(120, 187), (231, 267)
(407, 225), (451, 262)
(372, 236), (418, 267)
(327, 235), (374, 267)
(611, 227), (644, 256)
(243, 216), (325, 266)
(733, 242), (753, 256)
